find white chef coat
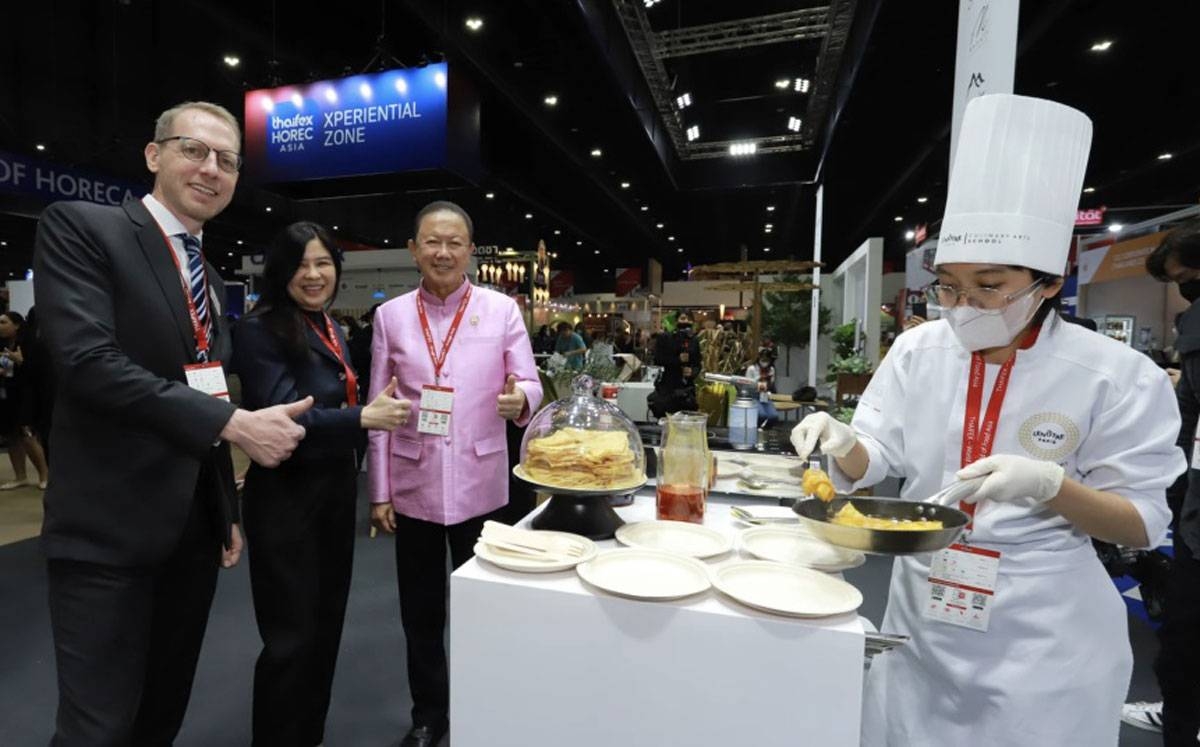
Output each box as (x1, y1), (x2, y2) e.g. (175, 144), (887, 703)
(834, 313), (1185, 746)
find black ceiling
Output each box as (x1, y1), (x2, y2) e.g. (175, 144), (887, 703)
(2, 0), (1199, 291)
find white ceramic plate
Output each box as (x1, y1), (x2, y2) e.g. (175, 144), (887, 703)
(576, 548), (712, 600)
(512, 464), (648, 495)
(712, 560), (863, 618)
(740, 526), (865, 572)
(473, 531), (598, 573)
(615, 521), (733, 559)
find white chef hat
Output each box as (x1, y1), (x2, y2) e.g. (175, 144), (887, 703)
(935, 94), (1092, 276)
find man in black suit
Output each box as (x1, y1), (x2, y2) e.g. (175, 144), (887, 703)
(33, 101), (311, 746)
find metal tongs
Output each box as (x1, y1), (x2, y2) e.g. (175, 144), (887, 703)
(923, 476), (987, 507)
(865, 632), (910, 658)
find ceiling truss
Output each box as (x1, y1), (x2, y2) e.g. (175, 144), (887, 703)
(653, 7), (831, 59)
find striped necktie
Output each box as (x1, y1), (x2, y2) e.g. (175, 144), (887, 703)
(180, 234), (212, 361)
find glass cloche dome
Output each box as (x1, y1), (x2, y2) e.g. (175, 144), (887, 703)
(517, 375), (646, 538)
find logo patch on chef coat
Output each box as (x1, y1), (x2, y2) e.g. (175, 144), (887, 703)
(1018, 412), (1080, 462)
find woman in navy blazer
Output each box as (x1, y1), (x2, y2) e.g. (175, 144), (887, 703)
(233, 221), (409, 747)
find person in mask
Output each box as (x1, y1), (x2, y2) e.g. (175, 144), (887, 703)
(649, 311), (701, 416)
(792, 95), (1184, 746)
(745, 346), (779, 426)
(1121, 219), (1200, 743)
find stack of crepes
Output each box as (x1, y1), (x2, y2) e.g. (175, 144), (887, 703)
(524, 427), (640, 489)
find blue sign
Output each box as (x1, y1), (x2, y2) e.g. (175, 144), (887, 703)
(0, 149), (144, 207)
(244, 64), (450, 183)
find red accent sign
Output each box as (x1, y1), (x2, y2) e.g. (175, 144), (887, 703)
(914, 224), (928, 244)
(549, 270), (574, 298)
(614, 267), (643, 297)
(1076, 207), (1106, 226)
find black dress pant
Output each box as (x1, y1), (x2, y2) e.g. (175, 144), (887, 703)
(393, 508), (502, 728)
(243, 455), (357, 747)
(46, 490), (220, 746)
(1156, 533), (1200, 746)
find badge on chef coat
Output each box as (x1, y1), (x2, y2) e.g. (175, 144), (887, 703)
(923, 543), (1001, 632)
(418, 384), (454, 436)
(184, 362), (230, 401)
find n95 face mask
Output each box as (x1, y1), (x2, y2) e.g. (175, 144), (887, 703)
(943, 290), (1044, 351)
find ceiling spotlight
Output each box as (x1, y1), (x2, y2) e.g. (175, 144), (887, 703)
(677, 247), (684, 253)
(675, 93), (692, 109)
(904, 230), (916, 240)
(236, 239), (244, 245)
(524, 213), (533, 219)
(590, 147), (602, 158)
(728, 141), (757, 157)
(1, 241), (7, 247)
(576, 240), (583, 246)
(1109, 224), (1123, 233)
(465, 17), (484, 32)
(667, 235), (675, 241)
(686, 125), (700, 142)
(894, 216), (903, 222)
(593, 249), (600, 255)
(1158, 152), (1173, 161)
(644, 0), (662, 7)
(766, 205), (776, 212)
(333, 225), (339, 230)
(484, 192), (495, 200)
(764, 227), (772, 233)
(794, 78), (811, 93)
(916, 196), (929, 204)
(656, 223), (664, 229)
(35, 144), (45, 151)
(640, 205), (649, 212)
(763, 247), (771, 253)
(543, 94), (558, 107)
(786, 116), (802, 132)
(774, 78), (790, 90)
(383, 239), (389, 244)
(1083, 187), (1096, 193)
(1090, 40), (1113, 52)
(620, 181), (631, 189)
(265, 206), (272, 212)
(223, 55), (240, 68)
(765, 223), (773, 229)
(227, 252), (235, 257)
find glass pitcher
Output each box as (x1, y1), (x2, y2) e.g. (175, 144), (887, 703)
(656, 411), (710, 523)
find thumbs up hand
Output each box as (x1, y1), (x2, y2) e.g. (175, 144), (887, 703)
(362, 377), (411, 431)
(497, 374), (527, 420)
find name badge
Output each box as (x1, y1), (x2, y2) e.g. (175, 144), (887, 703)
(184, 362), (230, 401)
(418, 384), (454, 436)
(923, 542), (1000, 632)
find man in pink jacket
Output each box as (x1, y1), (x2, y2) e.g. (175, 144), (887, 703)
(368, 200), (542, 747)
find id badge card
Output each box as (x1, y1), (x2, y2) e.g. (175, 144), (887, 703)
(922, 543), (1000, 632)
(418, 384), (454, 436)
(184, 362), (230, 401)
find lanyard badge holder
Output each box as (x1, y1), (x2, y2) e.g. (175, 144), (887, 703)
(304, 313), (359, 406)
(161, 228), (228, 400)
(415, 286), (472, 436)
(923, 325), (1042, 632)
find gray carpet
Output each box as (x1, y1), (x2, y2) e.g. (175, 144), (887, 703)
(0, 490), (1168, 746)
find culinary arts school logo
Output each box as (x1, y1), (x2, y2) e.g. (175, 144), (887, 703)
(1018, 412), (1080, 462)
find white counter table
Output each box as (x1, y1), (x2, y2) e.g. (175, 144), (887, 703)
(449, 494), (865, 747)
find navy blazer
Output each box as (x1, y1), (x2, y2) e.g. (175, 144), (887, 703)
(34, 198), (240, 566)
(232, 312), (366, 461)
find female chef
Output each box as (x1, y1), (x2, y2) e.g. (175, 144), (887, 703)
(792, 95), (1185, 746)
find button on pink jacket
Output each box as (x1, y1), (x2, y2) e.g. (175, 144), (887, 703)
(368, 280), (542, 524)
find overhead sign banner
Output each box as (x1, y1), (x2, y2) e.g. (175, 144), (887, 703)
(1075, 207), (1106, 226)
(244, 63), (450, 183)
(0, 149), (144, 207)
(614, 267), (643, 297)
(1077, 231), (1167, 285)
(950, 0), (1019, 169)
(549, 270), (575, 298)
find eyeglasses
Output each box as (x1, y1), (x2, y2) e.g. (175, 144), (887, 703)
(157, 136), (243, 174)
(925, 278), (1044, 312)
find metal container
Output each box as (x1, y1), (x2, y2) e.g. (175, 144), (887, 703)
(727, 395), (757, 450)
(791, 497), (970, 555)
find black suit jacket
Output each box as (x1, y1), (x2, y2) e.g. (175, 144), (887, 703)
(33, 197), (239, 567)
(231, 312), (365, 461)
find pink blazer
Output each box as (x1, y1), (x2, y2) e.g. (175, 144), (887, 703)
(367, 281), (542, 524)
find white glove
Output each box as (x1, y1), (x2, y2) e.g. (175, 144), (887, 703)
(790, 412), (858, 460)
(955, 454), (1065, 507)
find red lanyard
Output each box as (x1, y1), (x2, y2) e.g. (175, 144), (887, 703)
(959, 323), (1042, 523)
(415, 284), (473, 380)
(303, 313), (358, 406)
(157, 227), (211, 359)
